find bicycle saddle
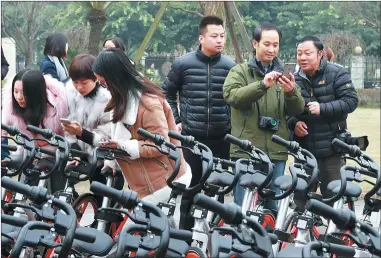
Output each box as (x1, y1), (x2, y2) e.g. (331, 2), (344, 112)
(327, 180), (362, 198)
(274, 175), (308, 192)
(239, 172), (268, 189)
(206, 171), (234, 188)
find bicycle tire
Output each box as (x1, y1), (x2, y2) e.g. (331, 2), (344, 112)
(262, 209), (276, 231)
(72, 193), (98, 227)
(185, 247), (207, 258)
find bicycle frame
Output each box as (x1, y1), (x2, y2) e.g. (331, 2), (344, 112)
(272, 193), (292, 255)
(190, 195), (218, 255)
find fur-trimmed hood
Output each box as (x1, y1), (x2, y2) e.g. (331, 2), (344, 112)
(1, 74), (68, 138)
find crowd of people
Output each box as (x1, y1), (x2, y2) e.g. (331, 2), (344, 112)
(1, 15), (358, 231)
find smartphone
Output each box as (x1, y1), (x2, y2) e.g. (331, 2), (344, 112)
(60, 118), (71, 124)
(282, 63), (297, 79)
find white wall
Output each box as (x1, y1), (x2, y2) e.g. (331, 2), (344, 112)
(1, 37), (17, 82)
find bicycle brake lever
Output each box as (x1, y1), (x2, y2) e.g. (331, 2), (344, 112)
(5, 203), (39, 215)
(141, 143), (170, 155)
(235, 149), (257, 159)
(176, 145), (195, 154)
(331, 232), (368, 248)
(345, 156), (360, 164)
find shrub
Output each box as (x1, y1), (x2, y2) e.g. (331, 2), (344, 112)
(356, 88), (380, 108)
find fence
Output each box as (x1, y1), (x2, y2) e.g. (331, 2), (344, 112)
(364, 55), (381, 88)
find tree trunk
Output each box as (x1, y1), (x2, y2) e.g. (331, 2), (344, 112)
(25, 2), (39, 67)
(226, 2), (253, 60)
(199, 2), (224, 17)
(133, 2), (169, 64)
(87, 8), (107, 56)
(25, 42), (34, 68)
(224, 2), (243, 63)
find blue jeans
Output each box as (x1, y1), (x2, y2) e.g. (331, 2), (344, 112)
(1, 137), (10, 160)
(233, 160), (286, 212)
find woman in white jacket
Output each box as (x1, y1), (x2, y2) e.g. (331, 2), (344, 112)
(62, 54), (124, 203)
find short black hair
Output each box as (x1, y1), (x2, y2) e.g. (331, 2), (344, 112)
(296, 36), (324, 51)
(43, 33), (68, 58)
(252, 22), (282, 42)
(103, 37), (126, 52)
(199, 16), (224, 35)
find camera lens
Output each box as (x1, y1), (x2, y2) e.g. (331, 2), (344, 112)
(270, 119), (277, 126)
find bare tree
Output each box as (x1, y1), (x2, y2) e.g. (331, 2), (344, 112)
(2, 2), (46, 67)
(66, 26), (90, 55)
(334, 2), (380, 33)
(224, 2), (243, 63)
(320, 32), (364, 62)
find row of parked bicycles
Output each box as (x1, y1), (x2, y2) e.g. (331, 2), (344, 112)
(1, 122), (380, 258)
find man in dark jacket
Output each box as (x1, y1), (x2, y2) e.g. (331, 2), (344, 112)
(287, 36), (358, 197)
(1, 47), (9, 80)
(162, 16), (235, 231)
(223, 23), (304, 213)
(1, 46), (10, 160)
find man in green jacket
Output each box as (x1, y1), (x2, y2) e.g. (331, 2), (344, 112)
(223, 23), (304, 213)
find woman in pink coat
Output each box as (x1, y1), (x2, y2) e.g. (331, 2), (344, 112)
(2, 69), (69, 193)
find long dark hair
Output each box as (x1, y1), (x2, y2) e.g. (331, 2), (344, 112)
(92, 48), (163, 123)
(43, 33), (68, 58)
(12, 69), (48, 128)
(102, 37), (126, 52)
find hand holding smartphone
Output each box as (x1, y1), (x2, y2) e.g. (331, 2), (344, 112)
(282, 63), (297, 80)
(60, 118), (71, 125)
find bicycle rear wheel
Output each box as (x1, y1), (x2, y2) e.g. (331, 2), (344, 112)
(186, 247), (207, 258)
(262, 209), (276, 231)
(73, 193), (98, 227)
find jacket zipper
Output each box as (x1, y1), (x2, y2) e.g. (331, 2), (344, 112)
(264, 89), (268, 154)
(299, 73), (315, 99)
(207, 62), (211, 138)
(152, 158), (169, 170)
(138, 159), (153, 194)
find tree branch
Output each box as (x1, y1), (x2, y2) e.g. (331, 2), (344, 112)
(167, 4), (203, 17)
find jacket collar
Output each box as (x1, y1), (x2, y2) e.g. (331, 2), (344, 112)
(248, 56), (284, 76)
(297, 57), (328, 80)
(196, 45), (221, 63)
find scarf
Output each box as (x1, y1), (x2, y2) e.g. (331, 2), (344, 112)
(47, 55), (69, 82)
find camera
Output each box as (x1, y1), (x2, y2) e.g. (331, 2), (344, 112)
(335, 129), (369, 151)
(259, 116), (280, 131)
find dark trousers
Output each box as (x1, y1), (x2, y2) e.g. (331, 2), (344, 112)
(179, 137), (230, 231)
(294, 154), (344, 210)
(233, 159), (286, 214)
(317, 154), (345, 196)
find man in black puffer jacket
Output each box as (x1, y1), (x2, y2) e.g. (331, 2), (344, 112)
(287, 36), (358, 197)
(162, 16), (235, 231)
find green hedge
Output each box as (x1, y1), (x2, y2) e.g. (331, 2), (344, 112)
(356, 88), (381, 108)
